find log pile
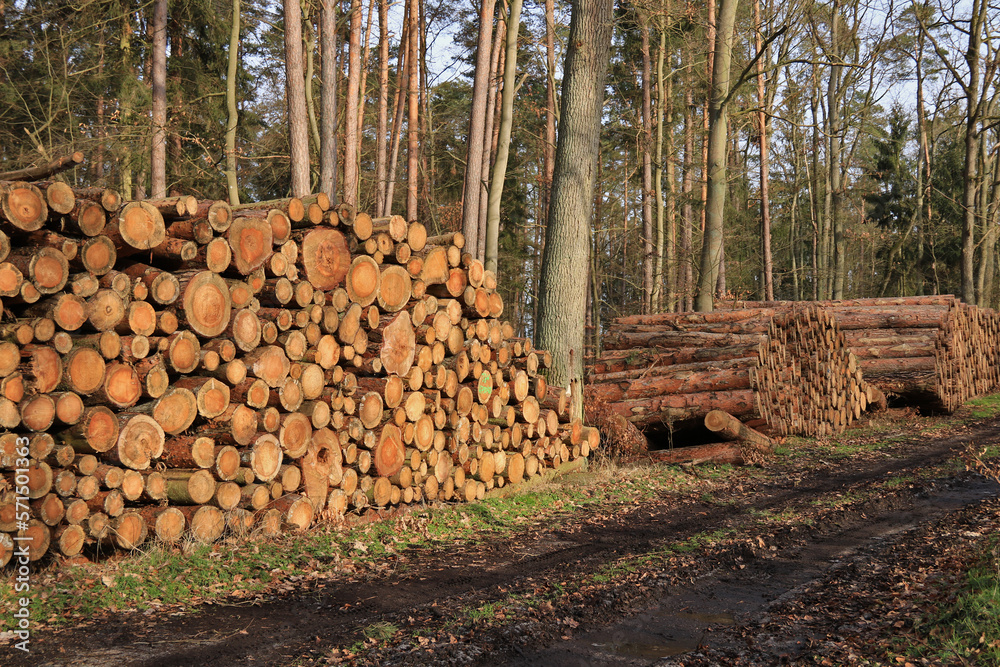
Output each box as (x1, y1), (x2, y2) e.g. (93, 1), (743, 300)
(587, 306), (884, 440)
(588, 294), (999, 460)
(592, 309), (770, 431)
(0, 180), (597, 566)
(721, 296), (998, 413)
(752, 305), (883, 437)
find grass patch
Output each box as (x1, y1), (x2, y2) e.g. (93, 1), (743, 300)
(810, 491), (863, 508)
(363, 621), (399, 642)
(908, 537), (1000, 664)
(968, 394), (1000, 419)
(463, 600), (504, 623)
(0, 461), (709, 631)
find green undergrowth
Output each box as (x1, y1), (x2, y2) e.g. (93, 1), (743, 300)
(968, 394), (1000, 420)
(906, 535), (1000, 664)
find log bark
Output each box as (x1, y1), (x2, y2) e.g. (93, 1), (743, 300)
(704, 409), (774, 462)
(0, 152), (84, 181)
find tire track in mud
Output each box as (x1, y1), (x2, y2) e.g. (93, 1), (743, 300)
(510, 474), (1000, 667)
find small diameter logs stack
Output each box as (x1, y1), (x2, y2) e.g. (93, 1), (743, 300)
(0, 178), (596, 567)
(722, 296), (1000, 413)
(588, 306), (884, 439)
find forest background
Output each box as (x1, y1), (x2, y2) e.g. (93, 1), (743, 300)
(1, 0), (998, 361)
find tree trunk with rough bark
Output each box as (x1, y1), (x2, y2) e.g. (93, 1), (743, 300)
(284, 0), (310, 197)
(320, 0), (338, 203)
(696, 0), (738, 311)
(405, 0), (420, 222)
(150, 0), (167, 200)
(640, 24), (654, 314)
(344, 0), (362, 206)
(225, 0), (241, 205)
(537, 0), (614, 413)
(484, 0), (523, 275)
(460, 0), (496, 258)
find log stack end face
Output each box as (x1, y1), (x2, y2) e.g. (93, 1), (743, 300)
(0, 184), (594, 563)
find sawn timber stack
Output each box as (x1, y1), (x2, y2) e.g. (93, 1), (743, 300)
(0, 180), (597, 567)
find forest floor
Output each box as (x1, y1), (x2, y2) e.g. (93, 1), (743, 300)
(8, 399), (1000, 667)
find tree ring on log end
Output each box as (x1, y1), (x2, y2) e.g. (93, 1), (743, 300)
(153, 387), (198, 435)
(375, 424), (405, 478)
(118, 201), (166, 249)
(104, 362), (141, 408)
(302, 228), (350, 290)
(117, 415), (164, 470)
(346, 255), (380, 306)
(82, 406), (119, 452)
(31, 248), (68, 293)
(0, 263), (22, 296)
(3, 183), (47, 230)
(182, 271), (231, 337)
(30, 346), (62, 393)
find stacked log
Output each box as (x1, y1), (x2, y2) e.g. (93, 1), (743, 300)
(589, 307), (876, 438)
(752, 305), (881, 436)
(588, 306), (883, 440)
(592, 309), (770, 431)
(721, 296), (998, 413)
(0, 180), (596, 566)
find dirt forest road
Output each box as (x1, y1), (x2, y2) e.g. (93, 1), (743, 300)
(13, 409), (1000, 667)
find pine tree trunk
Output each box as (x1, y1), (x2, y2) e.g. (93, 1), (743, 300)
(755, 0), (773, 300)
(320, 0), (338, 202)
(828, 0), (845, 299)
(344, 0), (362, 205)
(225, 0), (241, 205)
(384, 14), (410, 216)
(374, 0), (390, 214)
(284, 0), (311, 197)
(478, 21), (505, 261)
(960, 0), (986, 305)
(484, 0), (523, 274)
(652, 26), (665, 312)
(696, 0), (738, 311)
(460, 0), (496, 258)
(150, 0), (168, 199)
(681, 58), (694, 311)
(664, 33), (676, 311)
(304, 20), (321, 160)
(405, 0), (420, 221)
(640, 24), (654, 314)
